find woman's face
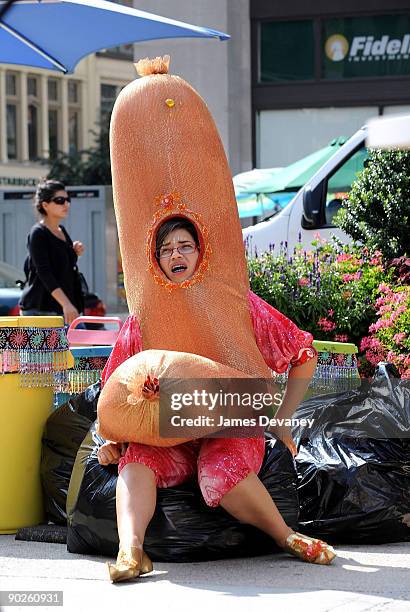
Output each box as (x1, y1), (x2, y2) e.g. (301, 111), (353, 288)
(158, 228), (199, 283)
(42, 189), (70, 220)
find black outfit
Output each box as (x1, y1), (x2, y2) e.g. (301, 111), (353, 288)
(19, 223), (84, 315)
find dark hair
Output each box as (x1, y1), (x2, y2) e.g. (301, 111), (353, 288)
(34, 179), (66, 216)
(155, 217), (200, 255)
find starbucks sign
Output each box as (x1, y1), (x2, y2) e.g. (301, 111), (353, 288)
(323, 15), (410, 79)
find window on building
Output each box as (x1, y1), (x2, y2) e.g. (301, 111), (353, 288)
(6, 104), (18, 160)
(6, 72), (19, 160)
(322, 14), (410, 80)
(68, 80), (78, 104)
(27, 75), (40, 160)
(6, 73), (16, 96)
(48, 78), (60, 157)
(48, 108), (59, 159)
(100, 82), (125, 133)
(68, 80), (81, 153)
(27, 76), (37, 97)
(48, 78), (59, 102)
(28, 105), (39, 161)
(100, 83), (119, 120)
(68, 109), (79, 154)
(260, 20), (315, 82)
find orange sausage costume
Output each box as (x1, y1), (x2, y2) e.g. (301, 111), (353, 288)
(99, 56), (316, 507)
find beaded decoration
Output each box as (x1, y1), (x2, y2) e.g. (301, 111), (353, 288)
(0, 326), (71, 390)
(146, 192), (212, 292)
(65, 355), (109, 395)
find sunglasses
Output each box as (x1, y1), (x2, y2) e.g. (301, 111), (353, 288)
(50, 196), (71, 205)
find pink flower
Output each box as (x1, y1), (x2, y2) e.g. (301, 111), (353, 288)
(335, 334), (348, 342)
(377, 304), (392, 315)
(336, 254), (353, 263)
(298, 277), (309, 286)
(375, 296), (388, 307)
(360, 337), (372, 350)
(318, 317), (336, 332)
(370, 251), (382, 265)
(369, 319), (393, 333)
(393, 333), (406, 344)
(370, 338), (382, 349)
(365, 349), (387, 366)
(342, 273), (355, 283)
(328, 309), (334, 317)
(393, 292), (407, 304)
(377, 283), (391, 293)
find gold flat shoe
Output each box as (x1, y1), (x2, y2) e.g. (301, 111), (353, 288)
(107, 547), (153, 583)
(285, 532), (336, 565)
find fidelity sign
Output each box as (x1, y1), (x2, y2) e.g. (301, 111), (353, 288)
(326, 33), (410, 62)
(350, 34), (410, 59)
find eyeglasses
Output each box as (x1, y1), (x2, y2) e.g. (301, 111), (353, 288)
(50, 196), (71, 205)
(156, 243), (198, 259)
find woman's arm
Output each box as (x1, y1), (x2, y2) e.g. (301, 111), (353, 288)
(50, 288), (79, 324)
(270, 355), (318, 456)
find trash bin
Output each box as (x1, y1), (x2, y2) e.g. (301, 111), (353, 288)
(312, 340), (360, 391)
(55, 345), (112, 407)
(271, 340), (360, 396)
(0, 316), (73, 534)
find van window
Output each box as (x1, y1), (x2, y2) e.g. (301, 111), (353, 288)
(325, 146), (369, 225)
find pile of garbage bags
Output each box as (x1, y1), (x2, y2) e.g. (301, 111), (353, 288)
(66, 426), (298, 560)
(294, 364), (410, 544)
(41, 381), (101, 524)
(40, 363), (409, 560)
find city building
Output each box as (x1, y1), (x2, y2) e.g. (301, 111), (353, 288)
(251, 0), (410, 168)
(0, 46), (136, 187)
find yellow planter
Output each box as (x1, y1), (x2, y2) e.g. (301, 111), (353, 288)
(0, 316), (71, 534)
(0, 374), (54, 534)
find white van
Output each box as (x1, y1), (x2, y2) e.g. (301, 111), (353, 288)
(243, 127), (368, 255)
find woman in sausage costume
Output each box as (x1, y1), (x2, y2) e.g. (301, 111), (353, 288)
(97, 56), (336, 582)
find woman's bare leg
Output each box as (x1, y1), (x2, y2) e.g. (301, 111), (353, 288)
(219, 471), (293, 547)
(116, 462), (157, 549)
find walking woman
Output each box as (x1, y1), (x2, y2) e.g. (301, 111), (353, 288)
(19, 179), (84, 324)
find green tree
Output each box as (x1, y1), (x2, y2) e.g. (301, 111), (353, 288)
(335, 149), (410, 260)
(43, 115), (111, 185)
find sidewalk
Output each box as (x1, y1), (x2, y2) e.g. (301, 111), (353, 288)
(1, 535), (409, 611)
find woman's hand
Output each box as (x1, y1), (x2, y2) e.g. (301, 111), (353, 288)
(269, 424), (297, 457)
(62, 302), (79, 325)
(51, 288), (79, 324)
(73, 241), (85, 257)
(97, 441), (127, 466)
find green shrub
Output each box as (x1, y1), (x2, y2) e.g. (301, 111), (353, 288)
(335, 149), (410, 260)
(248, 241), (390, 350)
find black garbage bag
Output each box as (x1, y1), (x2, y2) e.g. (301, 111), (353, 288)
(294, 363), (410, 544)
(41, 381), (101, 524)
(66, 427), (299, 561)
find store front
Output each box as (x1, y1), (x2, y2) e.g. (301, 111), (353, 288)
(251, 0), (410, 167)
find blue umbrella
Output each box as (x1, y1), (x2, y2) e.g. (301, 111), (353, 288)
(0, 0), (229, 73)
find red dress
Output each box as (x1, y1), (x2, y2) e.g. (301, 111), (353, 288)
(102, 291), (316, 507)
